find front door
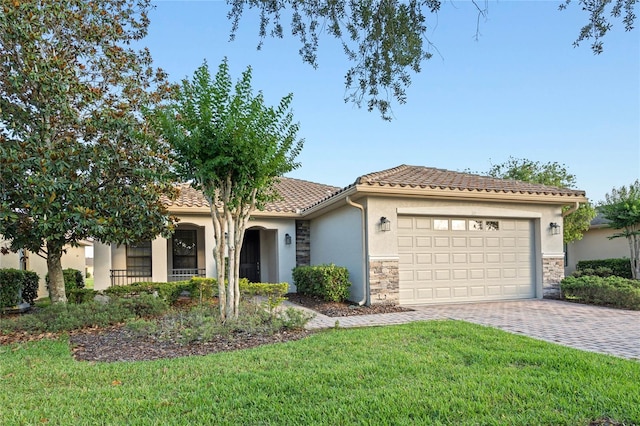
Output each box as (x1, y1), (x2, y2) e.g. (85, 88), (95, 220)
(240, 229), (260, 282)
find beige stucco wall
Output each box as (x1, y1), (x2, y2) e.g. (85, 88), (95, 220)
(565, 226), (630, 274)
(310, 203), (365, 303)
(93, 214), (297, 291)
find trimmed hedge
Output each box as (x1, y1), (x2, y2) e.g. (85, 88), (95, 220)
(103, 278), (290, 307)
(292, 264), (351, 302)
(46, 268), (85, 298)
(67, 288), (99, 304)
(575, 258), (632, 279)
(104, 280), (192, 305)
(561, 275), (640, 310)
(0, 269), (23, 309)
(0, 269), (40, 308)
(21, 271), (39, 304)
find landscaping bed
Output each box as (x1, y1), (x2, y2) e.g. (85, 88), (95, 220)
(286, 293), (413, 317)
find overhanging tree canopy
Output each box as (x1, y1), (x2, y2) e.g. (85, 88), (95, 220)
(151, 59), (303, 320)
(227, 0), (638, 120)
(0, 0), (176, 303)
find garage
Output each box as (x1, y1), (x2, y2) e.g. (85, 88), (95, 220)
(398, 216), (535, 304)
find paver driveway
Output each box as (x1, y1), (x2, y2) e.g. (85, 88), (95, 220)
(303, 299), (640, 360)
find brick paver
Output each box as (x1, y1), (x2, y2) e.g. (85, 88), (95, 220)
(297, 299), (640, 360)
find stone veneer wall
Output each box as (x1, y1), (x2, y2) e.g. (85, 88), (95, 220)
(368, 258), (399, 304)
(543, 256), (564, 298)
(295, 220), (310, 267)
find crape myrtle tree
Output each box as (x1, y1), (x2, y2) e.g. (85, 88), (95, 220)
(0, 0), (176, 303)
(486, 157), (597, 243)
(599, 180), (640, 279)
(227, 0), (638, 120)
(151, 59), (303, 321)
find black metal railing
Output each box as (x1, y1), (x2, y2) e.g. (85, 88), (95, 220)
(168, 268), (206, 282)
(110, 269), (152, 286)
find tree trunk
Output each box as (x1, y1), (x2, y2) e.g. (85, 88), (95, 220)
(46, 241), (67, 303)
(630, 234), (640, 280)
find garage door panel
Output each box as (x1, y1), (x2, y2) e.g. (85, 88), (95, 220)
(416, 270), (432, 280)
(435, 287), (451, 299)
(453, 287), (468, 297)
(398, 216), (535, 304)
(453, 269), (468, 280)
(434, 237), (449, 247)
(416, 237), (432, 247)
(434, 253), (449, 264)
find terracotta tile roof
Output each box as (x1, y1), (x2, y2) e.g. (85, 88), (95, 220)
(165, 178), (340, 213)
(356, 164), (586, 197)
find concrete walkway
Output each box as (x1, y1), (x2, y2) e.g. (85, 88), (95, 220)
(294, 299), (640, 360)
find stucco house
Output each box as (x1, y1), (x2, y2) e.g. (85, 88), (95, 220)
(94, 164), (587, 305)
(0, 238), (91, 298)
(564, 213), (630, 275)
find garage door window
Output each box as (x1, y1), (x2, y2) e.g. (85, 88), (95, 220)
(452, 220), (466, 230)
(486, 220), (500, 231)
(470, 220), (483, 231)
(434, 219), (448, 230)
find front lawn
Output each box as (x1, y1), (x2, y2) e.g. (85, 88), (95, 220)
(1, 321), (638, 425)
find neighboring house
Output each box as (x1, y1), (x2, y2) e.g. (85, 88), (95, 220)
(0, 238), (90, 298)
(564, 213), (629, 275)
(94, 164), (587, 305)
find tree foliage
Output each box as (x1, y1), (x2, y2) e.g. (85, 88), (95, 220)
(486, 157), (596, 243)
(0, 0), (176, 303)
(227, 0), (637, 119)
(599, 180), (640, 279)
(151, 59), (303, 320)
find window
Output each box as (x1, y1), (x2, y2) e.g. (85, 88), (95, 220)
(126, 241), (152, 277)
(434, 219), (449, 230)
(486, 220), (500, 231)
(452, 220), (466, 230)
(173, 229), (197, 269)
(469, 220), (484, 231)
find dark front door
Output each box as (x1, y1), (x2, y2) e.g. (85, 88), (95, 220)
(240, 229), (260, 282)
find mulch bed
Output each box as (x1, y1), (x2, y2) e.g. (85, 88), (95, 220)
(286, 293), (413, 317)
(1, 295), (411, 362)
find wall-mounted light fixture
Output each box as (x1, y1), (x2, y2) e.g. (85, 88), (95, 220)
(549, 222), (561, 235)
(285, 233), (292, 245)
(380, 216), (391, 232)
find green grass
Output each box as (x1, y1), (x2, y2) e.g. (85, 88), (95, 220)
(1, 321), (639, 425)
(84, 277), (94, 289)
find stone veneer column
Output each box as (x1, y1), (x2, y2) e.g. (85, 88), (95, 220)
(368, 258), (399, 304)
(543, 256), (564, 298)
(295, 220), (310, 267)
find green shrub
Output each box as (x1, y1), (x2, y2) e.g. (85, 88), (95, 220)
(0, 269), (23, 309)
(67, 288), (99, 304)
(292, 264), (351, 302)
(20, 271), (39, 305)
(575, 258), (632, 279)
(561, 275), (640, 310)
(241, 282), (289, 314)
(0, 269), (40, 308)
(188, 277), (216, 300)
(45, 268), (85, 297)
(104, 281), (191, 305)
(0, 295), (169, 333)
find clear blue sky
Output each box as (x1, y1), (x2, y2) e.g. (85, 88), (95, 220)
(145, 1), (639, 203)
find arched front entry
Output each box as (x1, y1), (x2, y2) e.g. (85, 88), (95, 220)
(240, 227), (278, 283)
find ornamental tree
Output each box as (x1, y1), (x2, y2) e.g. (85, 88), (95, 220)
(0, 0), (176, 303)
(151, 59), (303, 320)
(486, 157), (596, 243)
(599, 180), (640, 279)
(227, 0), (637, 120)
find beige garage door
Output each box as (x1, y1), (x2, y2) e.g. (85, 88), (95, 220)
(398, 216), (535, 304)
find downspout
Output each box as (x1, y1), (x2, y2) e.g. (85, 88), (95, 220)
(562, 202), (580, 217)
(345, 196), (369, 306)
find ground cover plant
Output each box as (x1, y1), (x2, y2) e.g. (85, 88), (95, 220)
(1, 321), (639, 425)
